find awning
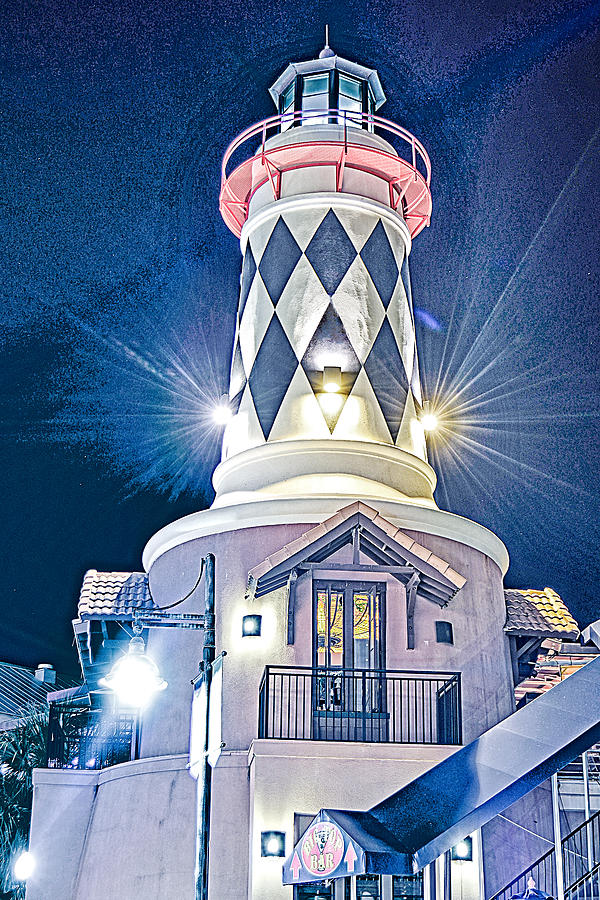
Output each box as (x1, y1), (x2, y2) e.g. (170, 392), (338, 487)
(282, 810), (411, 885)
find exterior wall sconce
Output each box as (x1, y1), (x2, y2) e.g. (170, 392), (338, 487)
(322, 366), (342, 393)
(242, 614), (262, 637)
(261, 831), (286, 857)
(451, 837), (473, 861)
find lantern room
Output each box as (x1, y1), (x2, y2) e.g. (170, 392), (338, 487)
(268, 44), (386, 131)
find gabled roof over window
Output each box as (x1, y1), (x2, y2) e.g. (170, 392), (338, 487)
(246, 501), (466, 608)
(504, 587), (579, 640)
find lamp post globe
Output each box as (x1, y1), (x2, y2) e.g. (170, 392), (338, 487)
(100, 632), (167, 708)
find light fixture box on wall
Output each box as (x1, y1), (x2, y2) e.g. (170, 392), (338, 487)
(261, 831), (285, 857)
(242, 614), (262, 637)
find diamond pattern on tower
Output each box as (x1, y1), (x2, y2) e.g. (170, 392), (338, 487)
(363, 317), (409, 442)
(401, 257), (413, 310)
(305, 210), (357, 295)
(230, 209), (424, 452)
(360, 221), (399, 308)
(258, 217), (302, 305)
(248, 315), (298, 439)
(238, 246), (257, 320)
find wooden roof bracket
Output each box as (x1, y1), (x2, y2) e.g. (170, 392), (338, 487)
(406, 572), (420, 650)
(286, 569), (299, 645)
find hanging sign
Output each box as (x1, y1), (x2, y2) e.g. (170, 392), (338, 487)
(282, 811), (366, 885)
(189, 672), (207, 780)
(188, 654), (225, 779)
(207, 654), (224, 768)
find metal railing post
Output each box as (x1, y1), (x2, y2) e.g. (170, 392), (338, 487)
(583, 751), (594, 871)
(552, 773), (565, 900)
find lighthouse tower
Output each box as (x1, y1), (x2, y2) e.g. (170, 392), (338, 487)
(139, 44), (511, 900)
(27, 42), (557, 900)
(214, 42), (435, 510)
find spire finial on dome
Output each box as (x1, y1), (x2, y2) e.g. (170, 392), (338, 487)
(319, 24), (335, 58)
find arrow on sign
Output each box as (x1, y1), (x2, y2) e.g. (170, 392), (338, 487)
(344, 841), (357, 873)
(290, 852), (301, 880)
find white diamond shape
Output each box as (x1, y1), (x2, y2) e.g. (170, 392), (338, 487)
(222, 383), (265, 460)
(411, 352), (423, 406)
(395, 389), (426, 460)
(281, 207), (328, 253)
(386, 278), (415, 383)
(332, 367), (391, 443)
(381, 218), (408, 271)
(331, 256), (385, 364)
(247, 217), (277, 266)
(276, 256), (331, 361)
(268, 366), (331, 442)
(334, 207), (382, 253)
(239, 274), (274, 376)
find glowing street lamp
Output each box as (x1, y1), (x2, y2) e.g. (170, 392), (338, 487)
(421, 412), (439, 432)
(13, 850), (35, 881)
(99, 622), (167, 708)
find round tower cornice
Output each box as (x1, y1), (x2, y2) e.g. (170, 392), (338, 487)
(142, 496), (509, 576)
(240, 192), (412, 257)
(212, 438), (437, 506)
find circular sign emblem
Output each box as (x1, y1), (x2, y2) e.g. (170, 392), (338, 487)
(301, 821), (344, 877)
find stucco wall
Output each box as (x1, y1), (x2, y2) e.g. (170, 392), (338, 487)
(141, 519), (513, 760)
(246, 739), (458, 900)
(27, 756), (197, 900)
(27, 511), (514, 900)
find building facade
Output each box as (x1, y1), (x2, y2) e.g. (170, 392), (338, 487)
(25, 45), (596, 900)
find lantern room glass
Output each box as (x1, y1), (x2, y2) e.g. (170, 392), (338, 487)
(278, 72), (376, 131)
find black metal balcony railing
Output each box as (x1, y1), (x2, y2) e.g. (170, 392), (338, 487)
(46, 701), (137, 771)
(258, 666), (462, 745)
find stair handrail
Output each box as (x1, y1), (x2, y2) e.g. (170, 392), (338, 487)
(488, 807), (600, 900)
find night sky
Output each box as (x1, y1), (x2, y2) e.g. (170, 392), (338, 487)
(2, 0), (599, 674)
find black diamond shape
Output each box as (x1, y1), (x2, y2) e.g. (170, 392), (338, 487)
(248, 315), (298, 439)
(229, 339), (246, 397)
(300, 304), (361, 433)
(363, 318), (409, 441)
(305, 210), (357, 295)
(258, 218), (302, 305)
(238, 246), (257, 320)
(301, 304), (361, 389)
(360, 220), (399, 308)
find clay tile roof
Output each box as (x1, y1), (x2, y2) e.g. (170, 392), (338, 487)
(504, 587), (579, 639)
(78, 570), (156, 620)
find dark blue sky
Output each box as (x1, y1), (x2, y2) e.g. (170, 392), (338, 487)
(2, 0), (599, 673)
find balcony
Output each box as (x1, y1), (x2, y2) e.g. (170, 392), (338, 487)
(46, 701), (137, 770)
(258, 666), (461, 745)
(219, 109), (432, 239)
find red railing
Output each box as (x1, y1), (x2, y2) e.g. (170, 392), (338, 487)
(219, 109), (432, 240)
